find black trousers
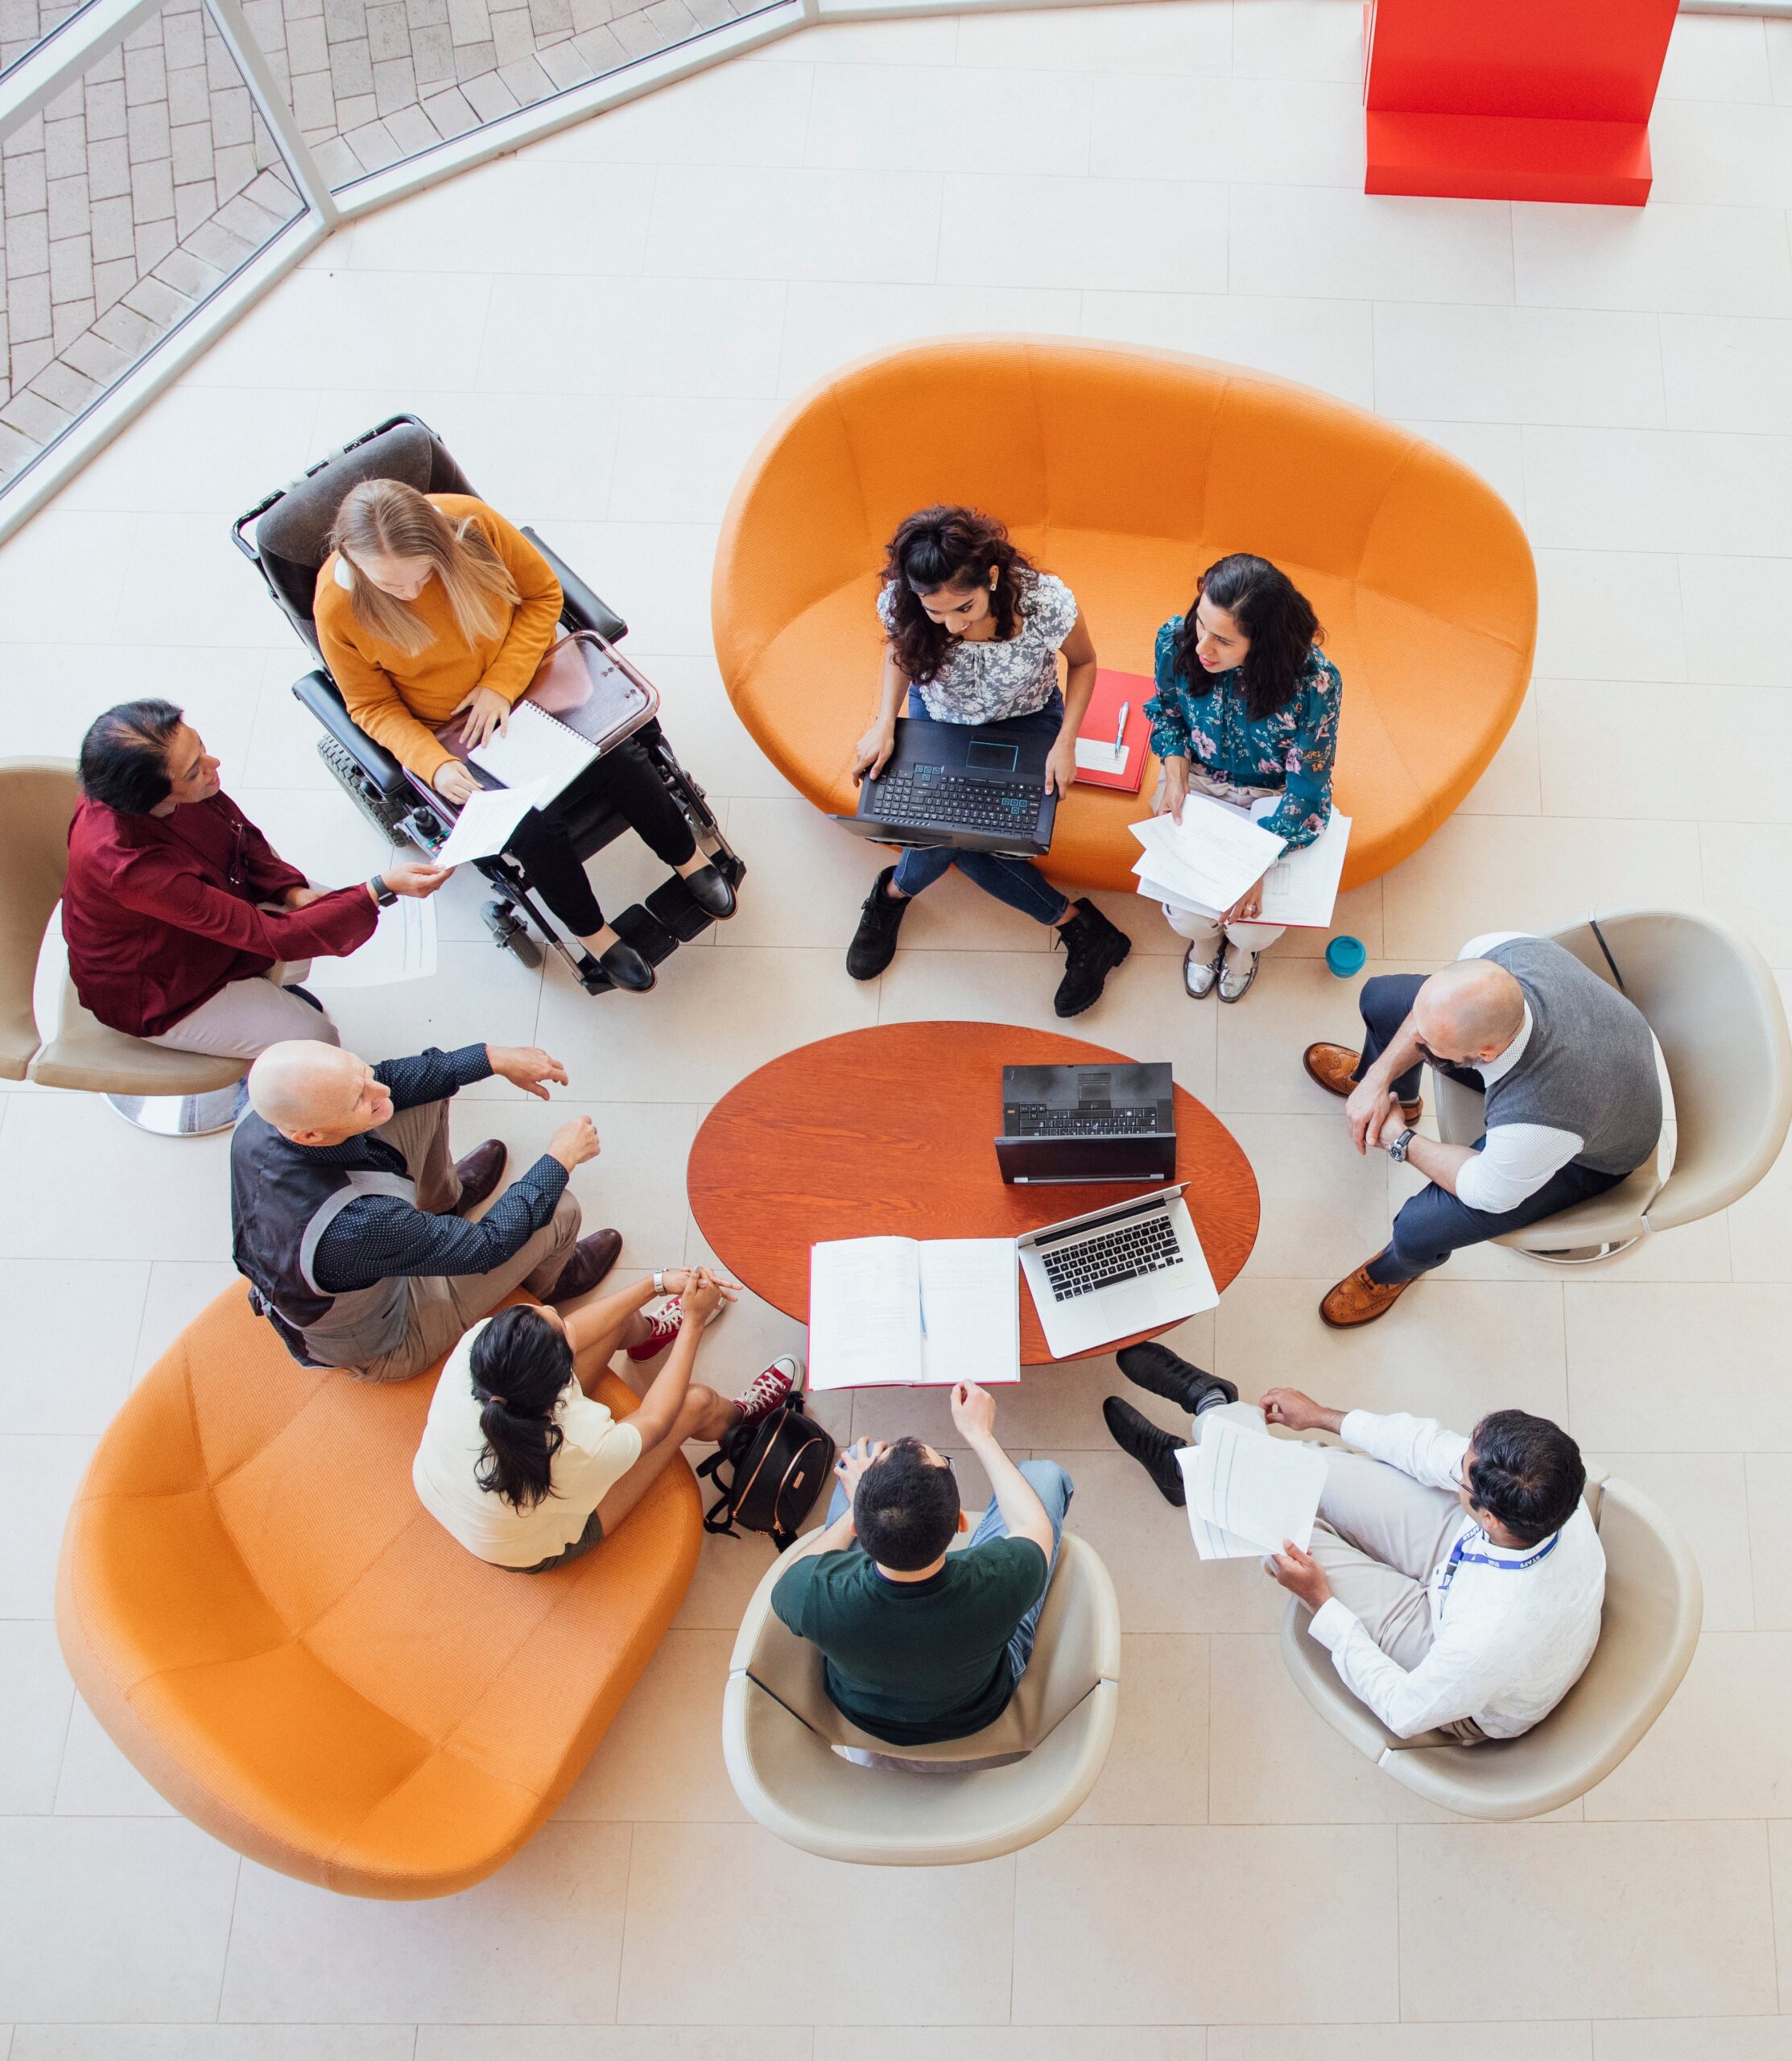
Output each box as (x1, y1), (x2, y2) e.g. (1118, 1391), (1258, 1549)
(1353, 973), (1626, 1286)
(505, 737), (696, 937)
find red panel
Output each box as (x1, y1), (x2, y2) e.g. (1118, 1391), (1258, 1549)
(1365, 0), (1681, 122)
(1365, 109), (1654, 205)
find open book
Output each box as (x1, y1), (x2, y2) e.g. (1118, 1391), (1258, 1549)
(807, 1236), (1020, 1392)
(1173, 1413), (1328, 1562)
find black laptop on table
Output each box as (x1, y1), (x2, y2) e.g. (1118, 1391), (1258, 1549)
(829, 715), (1058, 858)
(997, 1061), (1178, 1184)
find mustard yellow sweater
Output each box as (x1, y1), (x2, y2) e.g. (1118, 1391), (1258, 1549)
(313, 494), (563, 784)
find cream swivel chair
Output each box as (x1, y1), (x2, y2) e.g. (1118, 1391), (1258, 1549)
(1281, 1473), (1702, 1819)
(723, 1531), (1121, 1865)
(0, 760), (246, 1136)
(1434, 909), (1792, 1262)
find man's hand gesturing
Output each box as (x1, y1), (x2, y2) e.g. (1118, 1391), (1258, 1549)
(485, 1046), (570, 1101)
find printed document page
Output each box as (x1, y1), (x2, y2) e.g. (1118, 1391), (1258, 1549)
(309, 894), (438, 990)
(1129, 795), (1285, 911)
(469, 700), (599, 804)
(1133, 804), (1352, 930)
(433, 779), (547, 868)
(808, 1237), (923, 1391)
(916, 1240), (1020, 1388)
(1175, 1415), (1328, 1561)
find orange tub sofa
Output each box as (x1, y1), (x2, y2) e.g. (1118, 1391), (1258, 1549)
(712, 337), (1537, 893)
(56, 1282), (700, 1899)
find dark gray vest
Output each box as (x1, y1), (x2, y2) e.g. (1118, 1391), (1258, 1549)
(230, 1113), (414, 1367)
(1482, 938), (1662, 1176)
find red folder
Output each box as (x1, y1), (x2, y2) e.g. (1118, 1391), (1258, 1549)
(1073, 668), (1151, 793)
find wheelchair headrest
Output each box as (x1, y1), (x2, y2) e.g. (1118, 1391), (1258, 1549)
(257, 421), (442, 578)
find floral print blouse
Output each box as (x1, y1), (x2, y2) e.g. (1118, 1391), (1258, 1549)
(877, 572), (1078, 724)
(1144, 618), (1341, 852)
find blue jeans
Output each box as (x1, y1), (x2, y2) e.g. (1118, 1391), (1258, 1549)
(826, 1458), (1076, 1683)
(1355, 973), (1626, 1285)
(889, 689), (1071, 927)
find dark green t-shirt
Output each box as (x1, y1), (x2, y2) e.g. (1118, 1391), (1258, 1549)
(770, 1537), (1050, 1745)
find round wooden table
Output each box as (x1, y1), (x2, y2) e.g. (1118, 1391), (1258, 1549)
(687, 1022), (1260, 1366)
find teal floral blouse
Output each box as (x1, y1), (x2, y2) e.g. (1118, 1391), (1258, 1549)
(1144, 619), (1341, 852)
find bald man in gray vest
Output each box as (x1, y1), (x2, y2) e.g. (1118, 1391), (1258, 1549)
(1303, 932), (1662, 1328)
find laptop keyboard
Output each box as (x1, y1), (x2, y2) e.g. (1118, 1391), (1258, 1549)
(868, 770), (1041, 832)
(1041, 1214), (1183, 1302)
(1007, 1104), (1163, 1138)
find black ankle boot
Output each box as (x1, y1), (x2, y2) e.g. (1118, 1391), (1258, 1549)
(1052, 898), (1131, 1017)
(847, 867), (908, 981)
(1102, 1397), (1187, 1507)
(1117, 1341), (1238, 1418)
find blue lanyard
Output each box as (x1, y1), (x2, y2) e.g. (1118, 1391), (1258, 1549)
(1435, 1525), (1559, 1616)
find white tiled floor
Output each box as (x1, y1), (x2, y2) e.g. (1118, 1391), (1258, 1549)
(2, 0), (1791, 2049)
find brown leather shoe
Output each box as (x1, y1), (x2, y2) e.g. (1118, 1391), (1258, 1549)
(1302, 1040), (1422, 1123)
(1320, 1262), (1416, 1329)
(547, 1228), (623, 1303)
(451, 1139), (508, 1216)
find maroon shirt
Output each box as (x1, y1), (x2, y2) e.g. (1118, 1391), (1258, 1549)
(63, 791), (380, 1038)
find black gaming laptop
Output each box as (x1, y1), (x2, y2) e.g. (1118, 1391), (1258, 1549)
(996, 1061), (1178, 1184)
(830, 715), (1058, 858)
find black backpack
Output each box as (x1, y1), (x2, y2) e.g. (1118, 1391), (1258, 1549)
(696, 1398), (836, 1552)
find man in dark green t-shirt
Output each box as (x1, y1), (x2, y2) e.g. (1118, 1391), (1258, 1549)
(770, 1381), (1074, 1747)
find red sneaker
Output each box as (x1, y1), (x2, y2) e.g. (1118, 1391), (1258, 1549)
(735, 1354), (804, 1427)
(626, 1299), (683, 1362)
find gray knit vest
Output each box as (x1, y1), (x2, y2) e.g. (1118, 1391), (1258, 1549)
(1481, 938), (1662, 1175)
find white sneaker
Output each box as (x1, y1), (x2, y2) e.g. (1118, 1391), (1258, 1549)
(737, 1354), (804, 1426)
(1217, 942), (1260, 1003)
(1183, 939), (1224, 999)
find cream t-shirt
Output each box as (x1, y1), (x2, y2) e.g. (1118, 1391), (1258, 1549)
(412, 1318), (643, 1568)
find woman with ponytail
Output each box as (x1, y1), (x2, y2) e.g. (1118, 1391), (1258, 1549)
(413, 1267), (803, 1571)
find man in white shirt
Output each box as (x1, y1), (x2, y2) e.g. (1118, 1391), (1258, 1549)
(1257, 1384), (1606, 1742)
(1303, 930), (1662, 1328)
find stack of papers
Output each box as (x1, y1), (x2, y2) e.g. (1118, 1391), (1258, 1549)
(1174, 1415), (1328, 1562)
(1132, 797), (1352, 931)
(309, 894), (439, 990)
(432, 779), (547, 867)
(807, 1236), (1020, 1391)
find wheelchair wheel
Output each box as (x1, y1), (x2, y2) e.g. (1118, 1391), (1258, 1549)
(483, 898), (543, 968)
(316, 737), (414, 847)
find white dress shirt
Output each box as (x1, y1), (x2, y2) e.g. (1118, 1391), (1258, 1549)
(1448, 931), (1583, 1214)
(1309, 1409), (1606, 1740)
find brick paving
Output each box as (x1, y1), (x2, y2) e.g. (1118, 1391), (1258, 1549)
(0, 0), (770, 486)
(1, 2), (301, 481)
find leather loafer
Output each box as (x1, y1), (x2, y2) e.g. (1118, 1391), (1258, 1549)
(547, 1228), (623, 1304)
(451, 1138), (508, 1216)
(1303, 1040), (1422, 1123)
(598, 940), (655, 993)
(1116, 1341), (1237, 1417)
(1319, 1262), (1416, 1329)
(681, 862), (737, 919)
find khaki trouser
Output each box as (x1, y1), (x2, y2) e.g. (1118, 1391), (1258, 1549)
(1195, 1400), (1484, 1744)
(148, 961), (342, 1058)
(352, 1096), (582, 1386)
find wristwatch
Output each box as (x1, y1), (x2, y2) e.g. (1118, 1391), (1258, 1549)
(652, 1269), (666, 1296)
(1387, 1127), (1418, 1165)
(369, 875), (398, 908)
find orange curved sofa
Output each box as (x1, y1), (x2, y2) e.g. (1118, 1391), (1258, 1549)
(56, 1282), (700, 1899)
(712, 337), (1536, 892)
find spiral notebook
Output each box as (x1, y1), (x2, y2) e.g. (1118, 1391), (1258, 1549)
(464, 700), (599, 803)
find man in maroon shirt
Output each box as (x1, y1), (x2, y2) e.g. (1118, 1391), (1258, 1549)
(64, 698), (447, 1057)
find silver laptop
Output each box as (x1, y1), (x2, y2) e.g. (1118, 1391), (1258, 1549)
(1017, 1183), (1219, 1360)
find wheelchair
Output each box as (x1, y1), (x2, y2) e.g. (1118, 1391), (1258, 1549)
(231, 413), (745, 993)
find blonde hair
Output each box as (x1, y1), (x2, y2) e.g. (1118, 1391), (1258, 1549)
(329, 479), (521, 659)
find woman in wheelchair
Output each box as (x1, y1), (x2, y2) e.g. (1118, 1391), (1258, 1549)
(314, 479), (735, 993)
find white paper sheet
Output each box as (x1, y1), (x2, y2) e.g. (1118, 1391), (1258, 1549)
(807, 1237), (923, 1391)
(1129, 793), (1285, 911)
(1073, 737), (1127, 774)
(432, 778), (547, 868)
(470, 700), (599, 804)
(1133, 802), (1352, 930)
(1176, 1415), (1328, 1561)
(917, 1239), (1020, 1388)
(308, 893), (439, 990)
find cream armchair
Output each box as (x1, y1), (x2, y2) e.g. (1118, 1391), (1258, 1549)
(722, 1530), (1121, 1865)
